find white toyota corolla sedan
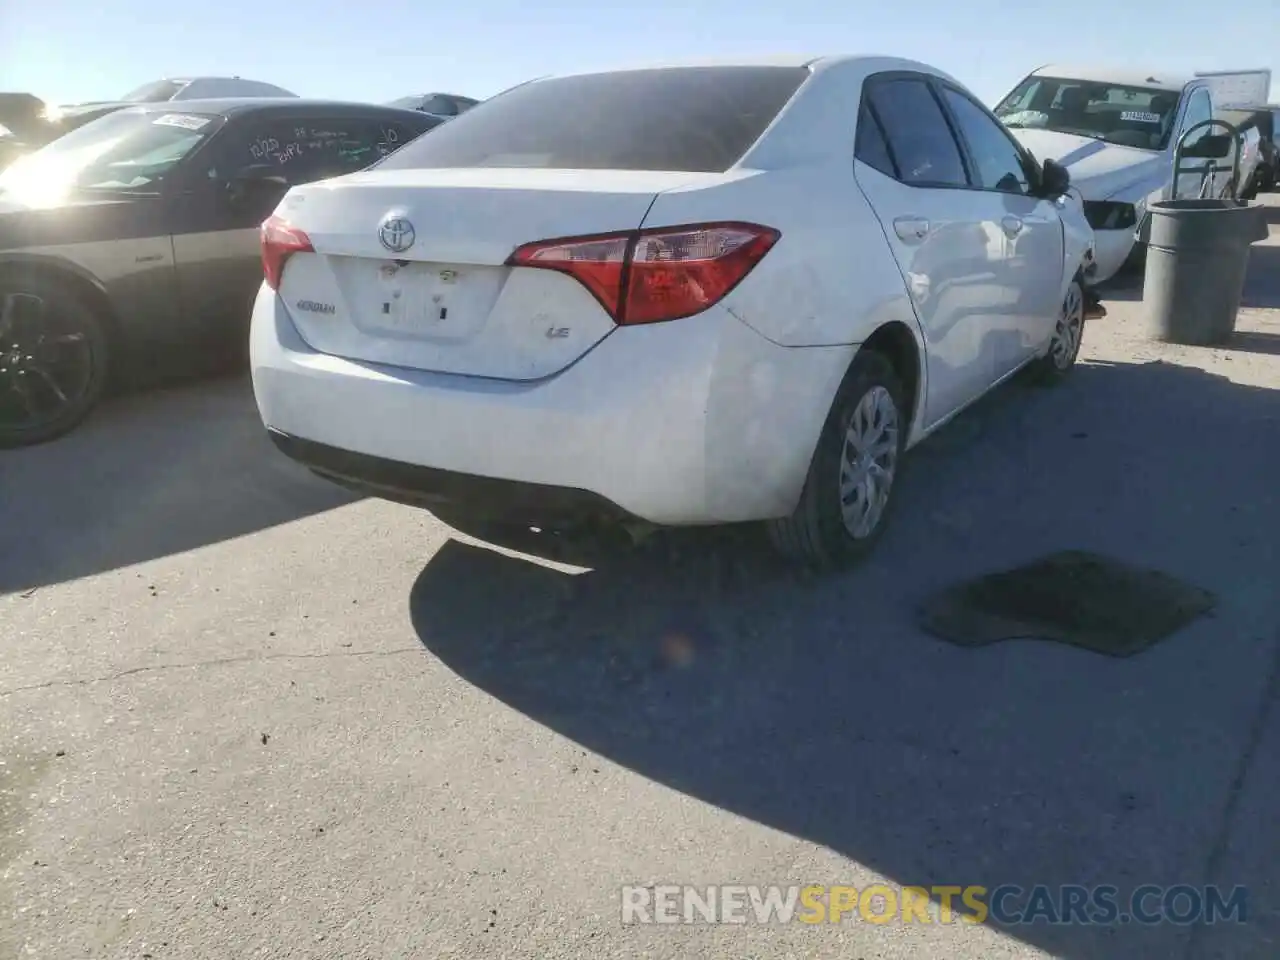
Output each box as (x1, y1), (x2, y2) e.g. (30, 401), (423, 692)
(250, 55), (1096, 568)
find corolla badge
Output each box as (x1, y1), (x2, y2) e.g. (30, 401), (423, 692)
(296, 300), (336, 315)
(378, 215), (415, 253)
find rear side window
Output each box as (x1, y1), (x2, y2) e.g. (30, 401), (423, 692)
(374, 66), (809, 173)
(854, 102), (897, 177)
(215, 116), (423, 184)
(865, 78), (968, 188)
(378, 117), (434, 154)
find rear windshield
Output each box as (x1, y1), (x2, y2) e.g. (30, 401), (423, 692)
(373, 66), (809, 173)
(121, 80), (188, 103)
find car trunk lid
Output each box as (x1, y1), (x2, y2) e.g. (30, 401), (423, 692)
(273, 167), (716, 380)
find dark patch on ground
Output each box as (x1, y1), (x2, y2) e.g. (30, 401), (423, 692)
(918, 550), (1216, 657)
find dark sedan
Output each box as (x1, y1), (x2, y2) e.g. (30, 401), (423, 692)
(0, 98), (441, 448)
(47, 77), (302, 138)
(386, 92), (480, 120)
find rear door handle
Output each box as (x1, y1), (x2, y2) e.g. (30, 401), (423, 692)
(1001, 216), (1024, 237)
(893, 216), (931, 242)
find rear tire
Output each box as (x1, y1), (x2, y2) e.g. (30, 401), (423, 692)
(0, 272), (110, 449)
(767, 349), (907, 570)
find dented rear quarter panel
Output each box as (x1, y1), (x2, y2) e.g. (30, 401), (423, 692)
(641, 163), (918, 352)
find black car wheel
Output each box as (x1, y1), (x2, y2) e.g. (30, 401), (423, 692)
(0, 273), (109, 449)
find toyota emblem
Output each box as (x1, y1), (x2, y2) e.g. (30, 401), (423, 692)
(378, 215), (415, 253)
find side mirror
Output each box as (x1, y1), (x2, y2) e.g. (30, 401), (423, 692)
(226, 166), (288, 205)
(1181, 134), (1233, 159)
(1040, 158), (1071, 199)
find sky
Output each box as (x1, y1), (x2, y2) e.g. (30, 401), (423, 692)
(2, 0), (1277, 110)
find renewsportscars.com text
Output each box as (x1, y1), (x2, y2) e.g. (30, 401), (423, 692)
(620, 884), (1249, 927)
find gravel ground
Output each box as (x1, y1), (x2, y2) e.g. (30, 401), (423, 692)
(2, 200), (1279, 960)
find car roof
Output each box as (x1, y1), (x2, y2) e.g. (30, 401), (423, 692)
(120, 98), (430, 120)
(540, 54), (959, 85)
(403, 91), (477, 100)
(548, 54), (847, 78)
(1031, 64), (1194, 91)
(168, 76), (271, 82)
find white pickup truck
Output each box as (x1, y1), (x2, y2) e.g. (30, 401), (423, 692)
(994, 65), (1272, 282)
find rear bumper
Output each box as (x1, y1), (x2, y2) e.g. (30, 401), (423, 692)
(250, 285), (855, 526)
(269, 429), (639, 527)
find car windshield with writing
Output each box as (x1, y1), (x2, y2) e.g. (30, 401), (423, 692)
(373, 66), (809, 173)
(995, 77), (1181, 150)
(0, 108), (221, 200)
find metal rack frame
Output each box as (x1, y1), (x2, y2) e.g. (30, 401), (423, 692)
(1171, 118), (1241, 200)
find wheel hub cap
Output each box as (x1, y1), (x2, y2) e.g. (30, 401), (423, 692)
(0, 292), (94, 434)
(1052, 285), (1084, 370)
(838, 385), (900, 540)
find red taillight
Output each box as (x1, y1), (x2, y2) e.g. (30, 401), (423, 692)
(508, 222), (779, 326)
(261, 215), (314, 291)
(509, 232), (629, 318)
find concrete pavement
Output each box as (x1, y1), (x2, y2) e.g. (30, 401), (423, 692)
(2, 202), (1278, 959)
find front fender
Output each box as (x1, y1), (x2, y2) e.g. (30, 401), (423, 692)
(1056, 189), (1097, 283)
(1101, 168), (1172, 204)
(0, 250), (114, 299)
(1074, 158), (1173, 225)
(0, 238), (176, 348)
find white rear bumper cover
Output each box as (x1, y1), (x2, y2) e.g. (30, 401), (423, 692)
(249, 286), (855, 526)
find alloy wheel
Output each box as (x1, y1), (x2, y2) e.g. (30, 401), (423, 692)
(838, 385), (900, 539)
(0, 291), (95, 436)
(1050, 283), (1084, 371)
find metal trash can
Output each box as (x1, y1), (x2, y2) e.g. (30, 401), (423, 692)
(1138, 199), (1269, 346)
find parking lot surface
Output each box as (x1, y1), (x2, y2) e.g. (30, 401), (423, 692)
(3, 202), (1280, 959)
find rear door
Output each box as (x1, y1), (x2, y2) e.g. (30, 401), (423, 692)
(936, 83), (1064, 374)
(169, 111), (424, 348)
(853, 73), (1017, 426)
